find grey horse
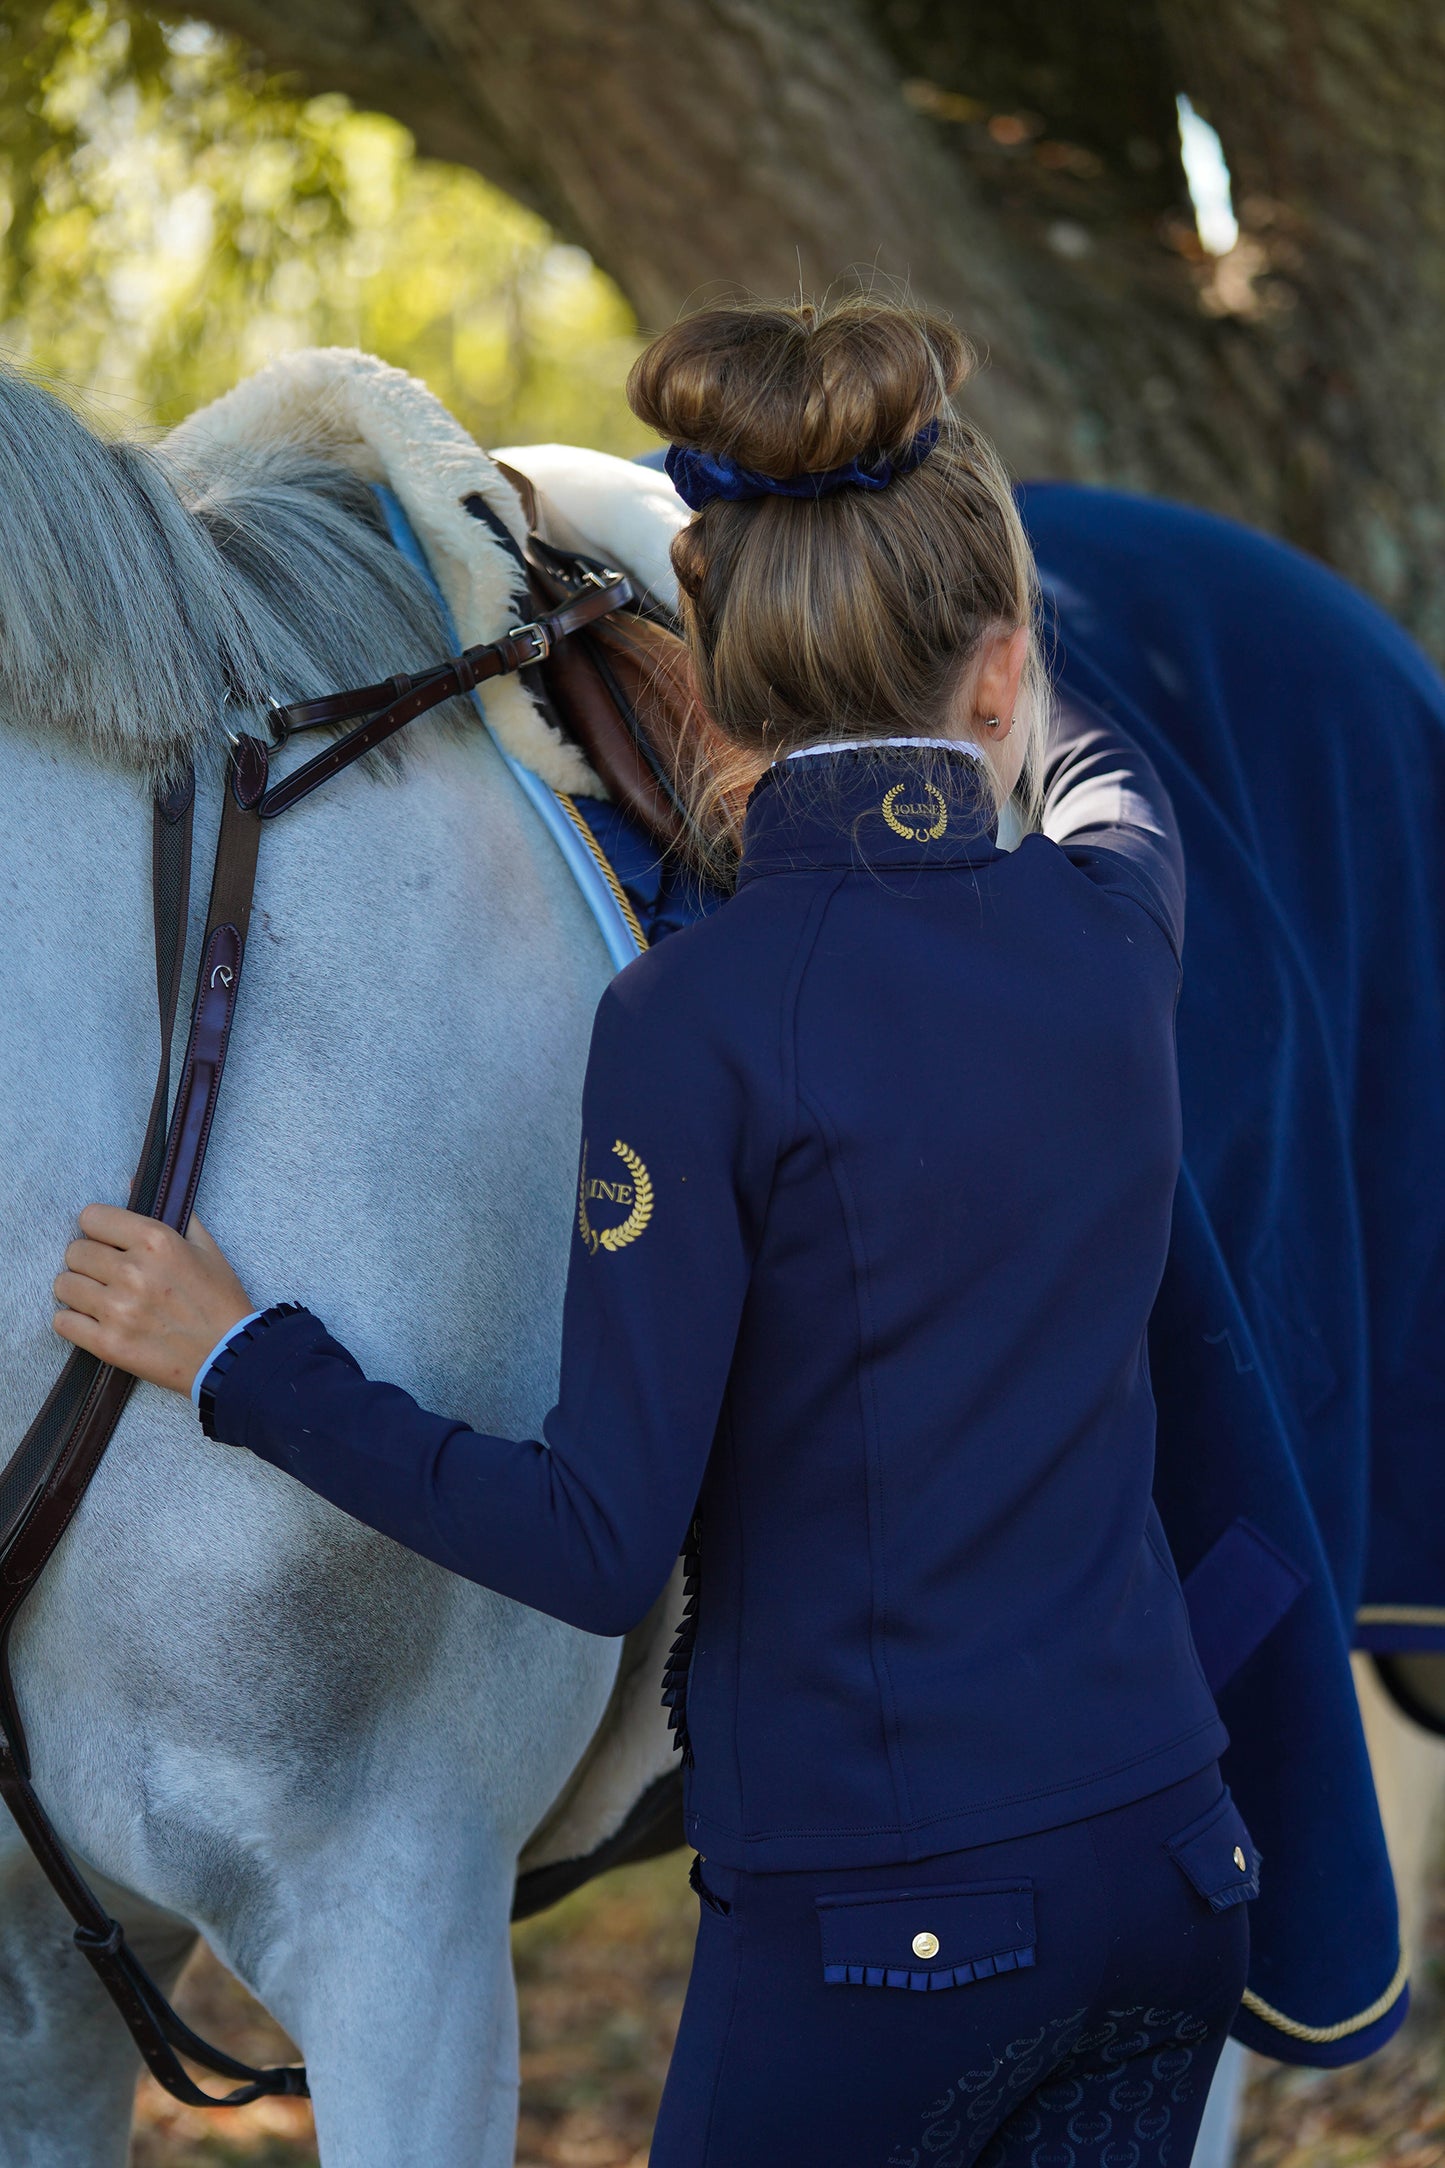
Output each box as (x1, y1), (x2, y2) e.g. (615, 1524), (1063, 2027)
(0, 361), (624, 2166)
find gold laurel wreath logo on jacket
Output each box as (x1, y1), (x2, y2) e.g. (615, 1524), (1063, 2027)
(881, 781), (948, 842)
(578, 1139), (654, 1254)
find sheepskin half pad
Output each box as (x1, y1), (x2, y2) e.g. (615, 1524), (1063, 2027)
(167, 345), (596, 793)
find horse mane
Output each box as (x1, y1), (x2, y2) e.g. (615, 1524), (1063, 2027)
(0, 362), (470, 776)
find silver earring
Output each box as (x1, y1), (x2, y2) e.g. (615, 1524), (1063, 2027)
(983, 714), (1014, 740)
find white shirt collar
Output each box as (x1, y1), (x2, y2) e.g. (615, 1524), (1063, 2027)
(781, 736), (985, 764)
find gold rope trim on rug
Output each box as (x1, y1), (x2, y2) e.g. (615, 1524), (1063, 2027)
(1357, 1604), (1445, 1628)
(1240, 1949), (1409, 2044)
(554, 792), (649, 955)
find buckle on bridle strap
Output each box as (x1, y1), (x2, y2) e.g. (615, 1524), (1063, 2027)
(503, 620), (552, 667)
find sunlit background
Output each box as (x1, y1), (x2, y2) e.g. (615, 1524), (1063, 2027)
(0, 1), (653, 449)
(0, 8), (1251, 456)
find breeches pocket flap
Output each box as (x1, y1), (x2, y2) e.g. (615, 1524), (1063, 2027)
(817, 1880), (1035, 1992)
(1165, 1787), (1261, 1912)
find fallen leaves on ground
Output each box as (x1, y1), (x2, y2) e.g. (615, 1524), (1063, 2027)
(1238, 2023), (1445, 2168)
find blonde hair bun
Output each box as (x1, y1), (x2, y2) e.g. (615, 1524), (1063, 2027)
(625, 292), (1046, 882)
(627, 298), (971, 480)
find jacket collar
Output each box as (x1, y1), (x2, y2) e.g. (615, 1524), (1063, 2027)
(737, 746), (1002, 884)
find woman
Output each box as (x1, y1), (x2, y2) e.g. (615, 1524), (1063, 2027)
(53, 298), (1255, 2167)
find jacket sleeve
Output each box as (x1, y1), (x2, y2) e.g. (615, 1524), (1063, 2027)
(208, 958), (770, 1636)
(1039, 691), (1186, 964)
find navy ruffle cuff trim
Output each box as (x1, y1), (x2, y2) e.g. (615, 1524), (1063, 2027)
(198, 1302), (306, 1440)
(661, 1512), (702, 1767)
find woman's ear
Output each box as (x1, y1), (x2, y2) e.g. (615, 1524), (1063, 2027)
(972, 625), (1030, 732)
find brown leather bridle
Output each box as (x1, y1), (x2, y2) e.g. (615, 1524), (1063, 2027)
(0, 564), (632, 2107)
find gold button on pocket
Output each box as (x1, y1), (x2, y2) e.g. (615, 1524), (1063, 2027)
(817, 1881), (1035, 1991)
(1233, 1846), (1247, 1872)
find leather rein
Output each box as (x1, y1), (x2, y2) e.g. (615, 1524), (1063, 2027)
(0, 561), (633, 2108)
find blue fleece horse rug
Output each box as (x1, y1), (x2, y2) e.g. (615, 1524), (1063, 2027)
(1012, 484), (1445, 2062)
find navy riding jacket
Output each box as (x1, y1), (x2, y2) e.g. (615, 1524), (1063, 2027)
(208, 718), (1226, 1871)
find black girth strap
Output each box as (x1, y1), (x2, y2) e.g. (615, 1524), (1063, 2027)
(0, 739), (308, 2107)
(0, 774), (194, 1723)
(153, 736), (267, 1235)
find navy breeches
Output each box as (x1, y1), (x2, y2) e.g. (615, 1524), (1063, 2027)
(651, 1766), (1251, 2168)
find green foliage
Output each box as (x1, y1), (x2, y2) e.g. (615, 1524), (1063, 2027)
(0, 2), (652, 449)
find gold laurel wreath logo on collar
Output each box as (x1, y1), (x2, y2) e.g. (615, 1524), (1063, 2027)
(881, 781), (948, 842)
(578, 1138), (654, 1255)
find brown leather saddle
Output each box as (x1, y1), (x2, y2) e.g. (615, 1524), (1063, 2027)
(488, 461), (716, 862)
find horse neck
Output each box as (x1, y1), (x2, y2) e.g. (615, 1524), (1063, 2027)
(0, 707), (612, 1498)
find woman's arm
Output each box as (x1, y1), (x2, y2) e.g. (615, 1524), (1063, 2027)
(55, 957), (768, 1637)
(1038, 689), (1186, 963)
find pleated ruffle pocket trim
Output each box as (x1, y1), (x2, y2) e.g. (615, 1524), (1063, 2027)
(824, 1942), (1037, 1993)
(817, 1878), (1036, 1994)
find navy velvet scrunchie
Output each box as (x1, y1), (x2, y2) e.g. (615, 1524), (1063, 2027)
(665, 419), (941, 512)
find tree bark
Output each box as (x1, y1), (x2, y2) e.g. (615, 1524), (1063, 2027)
(1161, 0), (1445, 645)
(191, 0), (1445, 653)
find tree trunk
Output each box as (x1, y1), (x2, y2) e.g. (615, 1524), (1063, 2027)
(1161, 0), (1445, 646)
(190, 0), (1445, 654)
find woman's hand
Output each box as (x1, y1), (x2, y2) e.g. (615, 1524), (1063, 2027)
(52, 1206), (254, 1396)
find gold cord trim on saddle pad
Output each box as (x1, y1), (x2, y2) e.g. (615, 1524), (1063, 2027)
(1240, 1948), (1409, 2044)
(554, 792), (650, 954)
